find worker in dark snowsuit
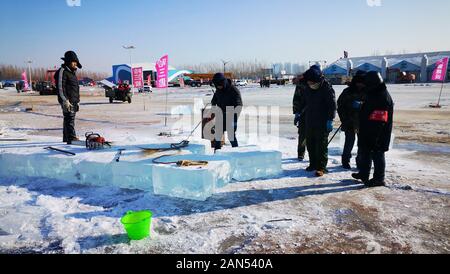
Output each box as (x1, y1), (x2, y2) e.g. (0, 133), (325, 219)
(337, 70), (366, 169)
(352, 71), (394, 187)
(54, 51), (82, 144)
(300, 66), (337, 177)
(293, 74), (307, 161)
(211, 73), (243, 151)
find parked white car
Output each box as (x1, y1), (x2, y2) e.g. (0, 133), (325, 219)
(235, 80), (248, 87)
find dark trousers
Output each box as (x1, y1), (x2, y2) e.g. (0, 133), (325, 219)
(342, 130), (362, 168)
(297, 120), (306, 158)
(63, 110), (77, 143)
(358, 147), (386, 182)
(306, 127), (330, 171)
(214, 115), (238, 150)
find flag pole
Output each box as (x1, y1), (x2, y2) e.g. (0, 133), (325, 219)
(436, 81), (444, 108)
(165, 85), (168, 127)
(436, 63), (448, 108)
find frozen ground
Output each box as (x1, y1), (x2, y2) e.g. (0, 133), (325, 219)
(0, 83), (449, 254)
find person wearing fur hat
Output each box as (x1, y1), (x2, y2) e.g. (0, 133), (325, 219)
(337, 70), (366, 170)
(211, 73), (243, 151)
(300, 66), (337, 177)
(54, 51), (82, 144)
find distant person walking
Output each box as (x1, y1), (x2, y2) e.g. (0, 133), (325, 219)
(55, 51), (82, 144)
(337, 70), (366, 169)
(352, 71), (394, 187)
(292, 74), (307, 161)
(211, 73), (243, 151)
(300, 66), (337, 177)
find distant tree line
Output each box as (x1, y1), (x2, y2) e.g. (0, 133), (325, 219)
(0, 64), (109, 81)
(180, 60), (283, 79)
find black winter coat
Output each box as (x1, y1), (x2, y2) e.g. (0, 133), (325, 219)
(299, 80), (337, 131)
(55, 65), (80, 106)
(358, 83), (394, 152)
(337, 85), (366, 132)
(211, 79), (243, 114)
(293, 82), (307, 115)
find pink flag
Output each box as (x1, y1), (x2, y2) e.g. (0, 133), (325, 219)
(132, 67), (144, 88)
(432, 57), (449, 82)
(21, 71), (29, 90)
(155, 55), (169, 88)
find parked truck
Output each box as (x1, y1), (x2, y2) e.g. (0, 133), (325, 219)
(36, 69), (58, 95)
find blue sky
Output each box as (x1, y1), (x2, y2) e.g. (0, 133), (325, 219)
(0, 0), (449, 73)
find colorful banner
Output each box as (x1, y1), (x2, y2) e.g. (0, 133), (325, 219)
(431, 57), (449, 82)
(132, 67), (144, 88)
(21, 71), (29, 90)
(155, 55), (169, 88)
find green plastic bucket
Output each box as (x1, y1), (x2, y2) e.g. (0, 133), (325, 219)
(121, 210), (152, 240)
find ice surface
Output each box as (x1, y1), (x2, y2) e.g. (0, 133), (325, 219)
(216, 146), (283, 181)
(152, 160), (232, 201)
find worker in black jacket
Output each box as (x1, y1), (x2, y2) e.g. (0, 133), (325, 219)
(54, 51), (82, 144)
(337, 70), (366, 169)
(352, 71), (394, 187)
(211, 73), (243, 151)
(293, 74), (307, 161)
(300, 66), (337, 177)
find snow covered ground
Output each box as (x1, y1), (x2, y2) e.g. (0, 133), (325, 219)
(0, 84), (449, 254)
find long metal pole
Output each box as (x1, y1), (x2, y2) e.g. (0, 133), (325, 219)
(165, 86), (168, 127)
(436, 81), (444, 107)
(328, 124), (342, 146)
(27, 61), (33, 91)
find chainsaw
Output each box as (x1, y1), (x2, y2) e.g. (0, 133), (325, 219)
(85, 132), (112, 150)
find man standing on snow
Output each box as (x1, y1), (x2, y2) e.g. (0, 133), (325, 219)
(300, 66), (337, 177)
(337, 70), (366, 170)
(292, 74), (307, 161)
(211, 73), (243, 151)
(55, 51), (82, 144)
(352, 71), (394, 187)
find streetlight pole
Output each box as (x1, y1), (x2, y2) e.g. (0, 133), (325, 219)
(25, 60), (33, 91)
(123, 45), (136, 92)
(221, 59), (230, 74)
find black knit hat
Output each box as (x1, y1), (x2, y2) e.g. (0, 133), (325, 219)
(304, 66), (323, 83)
(365, 71), (384, 87)
(61, 51), (82, 69)
(352, 70), (366, 84)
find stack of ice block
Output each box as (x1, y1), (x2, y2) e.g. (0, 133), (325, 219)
(0, 142), (283, 201)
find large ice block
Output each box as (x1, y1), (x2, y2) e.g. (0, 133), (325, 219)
(0, 142), (207, 192)
(216, 147), (282, 181)
(152, 160), (232, 201)
(151, 154), (233, 188)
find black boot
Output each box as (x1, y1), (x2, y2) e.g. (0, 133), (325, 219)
(367, 179), (386, 187)
(342, 162), (351, 170)
(352, 173), (368, 184)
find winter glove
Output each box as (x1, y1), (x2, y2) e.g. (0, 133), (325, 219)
(352, 100), (363, 109)
(294, 113), (302, 126)
(62, 100), (73, 112)
(326, 120), (333, 133)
